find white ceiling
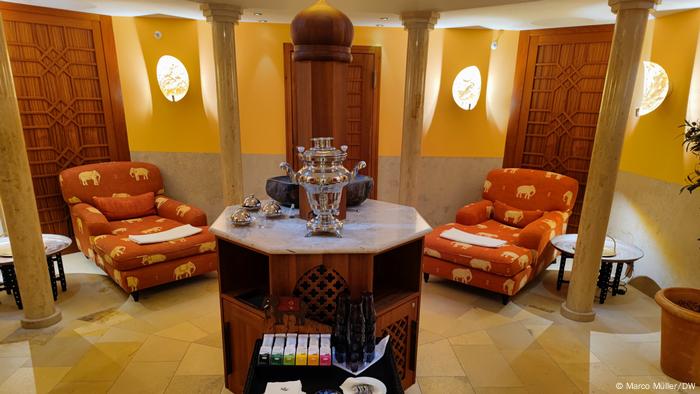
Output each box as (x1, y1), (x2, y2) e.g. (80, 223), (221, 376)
(3, 0), (700, 29)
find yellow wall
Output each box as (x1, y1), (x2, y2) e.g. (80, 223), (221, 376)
(620, 10), (700, 184)
(422, 29), (518, 157)
(113, 18), (515, 158)
(112, 17), (219, 153)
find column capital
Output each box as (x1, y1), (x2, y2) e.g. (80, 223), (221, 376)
(609, 0), (660, 13)
(400, 11), (439, 30)
(200, 2), (242, 24)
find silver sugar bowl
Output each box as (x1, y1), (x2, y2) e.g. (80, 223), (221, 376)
(281, 137), (364, 237)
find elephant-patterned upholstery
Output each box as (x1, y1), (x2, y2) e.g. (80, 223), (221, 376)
(60, 161), (217, 297)
(423, 168), (578, 299)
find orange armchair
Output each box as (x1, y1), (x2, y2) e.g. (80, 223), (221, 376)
(423, 168), (578, 303)
(60, 162), (217, 300)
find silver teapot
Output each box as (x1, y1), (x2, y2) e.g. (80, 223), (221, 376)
(280, 137), (365, 237)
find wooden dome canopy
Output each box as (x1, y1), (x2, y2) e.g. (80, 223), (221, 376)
(290, 0), (354, 62)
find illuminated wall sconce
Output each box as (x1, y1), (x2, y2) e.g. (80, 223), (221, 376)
(156, 55), (189, 102)
(638, 61), (669, 116)
(452, 66), (482, 110)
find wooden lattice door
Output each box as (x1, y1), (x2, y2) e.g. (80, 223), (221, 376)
(0, 3), (129, 239)
(504, 26), (613, 231)
(284, 44), (380, 198)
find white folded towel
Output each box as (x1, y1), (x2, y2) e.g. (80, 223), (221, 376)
(128, 224), (202, 245)
(264, 381), (303, 394)
(440, 227), (507, 248)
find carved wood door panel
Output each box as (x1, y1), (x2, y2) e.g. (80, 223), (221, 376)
(504, 26), (613, 231)
(284, 44), (380, 198)
(0, 3), (129, 239)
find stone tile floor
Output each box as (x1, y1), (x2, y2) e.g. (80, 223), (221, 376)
(0, 252), (695, 394)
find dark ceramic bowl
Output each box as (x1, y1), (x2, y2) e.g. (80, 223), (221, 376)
(265, 175), (374, 207)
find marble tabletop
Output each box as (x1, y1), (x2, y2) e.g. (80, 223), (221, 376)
(551, 234), (644, 262)
(210, 199), (432, 255)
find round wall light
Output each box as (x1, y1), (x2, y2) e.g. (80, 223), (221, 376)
(156, 55), (189, 102)
(452, 66), (482, 110)
(639, 61), (669, 116)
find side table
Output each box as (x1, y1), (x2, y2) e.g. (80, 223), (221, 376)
(551, 234), (643, 304)
(0, 234), (72, 309)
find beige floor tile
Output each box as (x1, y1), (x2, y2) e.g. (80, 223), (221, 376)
(0, 340), (31, 358)
(501, 349), (579, 394)
(416, 339), (465, 377)
(113, 318), (160, 335)
(448, 330), (494, 346)
(189, 313), (222, 335)
(108, 361), (178, 394)
(132, 336), (189, 362)
(405, 383), (422, 394)
(418, 376), (474, 394)
(51, 381), (114, 394)
(60, 342), (141, 382)
(558, 362), (621, 393)
(155, 322), (208, 343)
(473, 388), (529, 394)
(165, 375), (224, 394)
(590, 332), (663, 376)
(23, 336), (95, 367)
(0, 366), (71, 394)
(195, 332), (223, 348)
(536, 325), (594, 365)
(0, 356), (29, 383)
(453, 345), (523, 388)
(98, 327), (149, 344)
(175, 344), (223, 375)
(441, 308), (514, 338)
(418, 329), (444, 345)
(486, 322), (541, 352)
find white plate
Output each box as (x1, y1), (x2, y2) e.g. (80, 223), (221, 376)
(339, 377), (387, 394)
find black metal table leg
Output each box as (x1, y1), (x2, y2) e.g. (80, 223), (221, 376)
(612, 262), (625, 296)
(597, 261), (613, 304)
(556, 253), (569, 290)
(0, 265), (12, 294)
(46, 256), (58, 301)
(55, 253), (67, 292)
(7, 266), (22, 309)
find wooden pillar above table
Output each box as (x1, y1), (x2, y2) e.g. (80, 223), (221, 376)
(209, 200), (432, 393)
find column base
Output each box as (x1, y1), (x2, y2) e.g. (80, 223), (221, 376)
(21, 308), (62, 329)
(560, 301), (596, 322)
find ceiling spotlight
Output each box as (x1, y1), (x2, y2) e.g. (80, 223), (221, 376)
(259, 19), (268, 23)
(376, 24), (384, 27)
(254, 12), (263, 16)
(380, 17), (389, 21)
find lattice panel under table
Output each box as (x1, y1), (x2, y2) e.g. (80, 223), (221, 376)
(380, 317), (409, 380)
(293, 265), (349, 325)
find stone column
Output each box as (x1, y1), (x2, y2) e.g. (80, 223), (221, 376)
(201, 3), (244, 206)
(398, 11), (439, 207)
(0, 16), (61, 329)
(561, 0), (658, 322)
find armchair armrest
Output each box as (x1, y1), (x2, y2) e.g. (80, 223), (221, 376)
(71, 203), (111, 236)
(516, 211), (569, 251)
(456, 200), (493, 225)
(155, 195), (207, 226)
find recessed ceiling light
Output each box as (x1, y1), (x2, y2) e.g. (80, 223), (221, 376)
(254, 12), (262, 16)
(259, 19), (268, 23)
(380, 17), (389, 21)
(376, 24), (384, 27)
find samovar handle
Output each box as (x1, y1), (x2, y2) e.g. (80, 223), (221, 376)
(351, 161), (366, 180)
(279, 162), (296, 184)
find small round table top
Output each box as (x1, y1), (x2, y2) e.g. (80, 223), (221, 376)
(0, 234), (73, 264)
(550, 234), (644, 263)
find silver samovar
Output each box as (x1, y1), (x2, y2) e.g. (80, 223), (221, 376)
(280, 137), (365, 237)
